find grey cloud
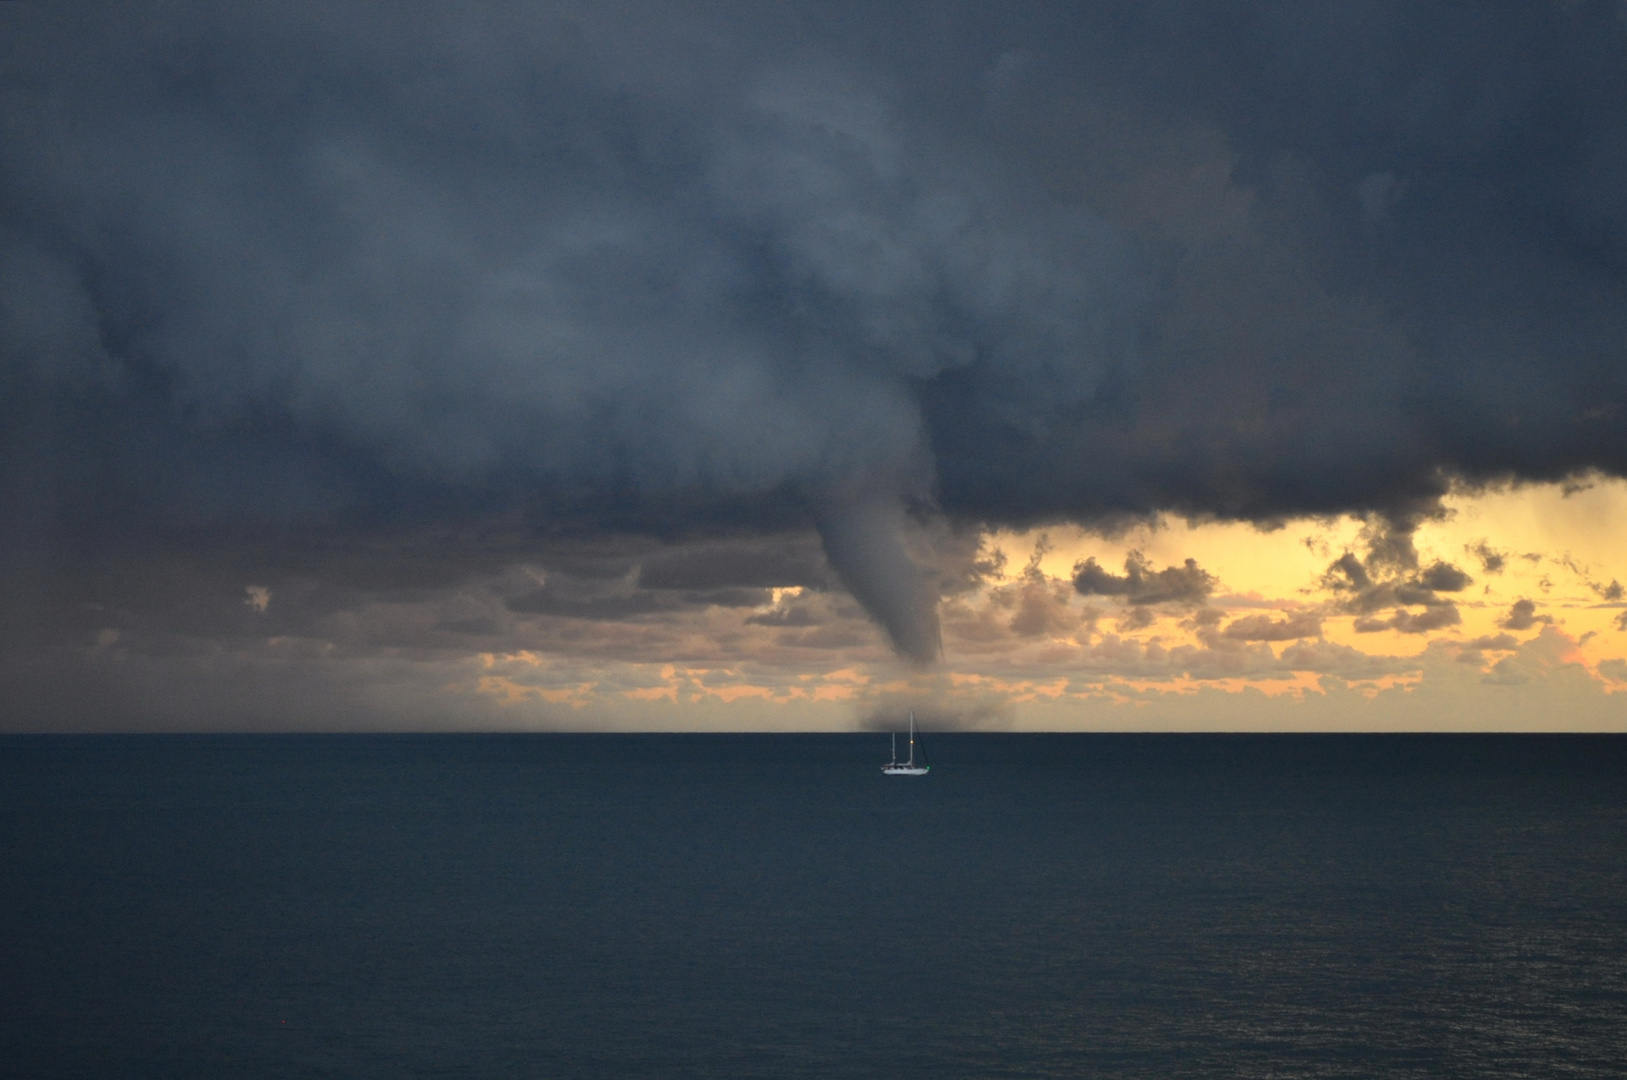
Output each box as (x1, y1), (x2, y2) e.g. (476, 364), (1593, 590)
(1006, 577), (1081, 638)
(815, 498), (942, 663)
(1482, 658), (1531, 686)
(1353, 605), (1461, 634)
(1221, 611), (1323, 641)
(537, 554), (643, 583)
(1473, 624), (1604, 689)
(1323, 553), (1372, 594)
(636, 537), (832, 591)
(502, 590), (668, 621)
(9, 3), (1627, 540)
(1057, 631), (1419, 683)
(1461, 633), (1519, 651)
(1184, 607), (1228, 630)
(1498, 598), (1551, 631)
(769, 624), (874, 651)
(7, 1), (1627, 699)
(1554, 556), (1624, 601)
(1115, 606), (1158, 633)
(1390, 606), (1461, 634)
(683, 589), (771, 608)
(1417, 562), (1473, 593)
(982, 544), (1086, 639)
(1356, 171), (1405, 226)
(3, 3), (1146, 664)
(507, 584), (770, 619)
(433, 616), (501, 637)
(1320, 525), (1475, 626)
(1273, 640), (1420, 681)
(1073, 552), (1217, 606)
(743, 587), (840, 628)
(745, 605), (822, 628)
(1467, 541), (1507, 574)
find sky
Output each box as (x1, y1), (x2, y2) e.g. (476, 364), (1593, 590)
(3, 1), (1626, 731)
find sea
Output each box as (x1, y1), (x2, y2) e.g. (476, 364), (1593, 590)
(3, 734), (1626, 1079)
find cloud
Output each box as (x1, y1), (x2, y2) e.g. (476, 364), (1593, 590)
(1221, 611), (1322, 641)
(1353, 605), (1462, 635)
(1555, 556), (1624, 601)
(1006, 578), (1082, 638)
(1273, 639), (1419, 681)
(814, 498), (942, 663)
(1461, 633), (1519, 651)
(1477, 624), (1590, 688)
(636, 537), (833, 591)
(744, 604), (823, 628)
(1115, 606), (1158, 632)
(1466, 541), (1507, 574)
(1312, 513), (1486, 642)
(1416, 562), (1473, 593)
(1319, 523), (1473, 638)
(1356, 171), (1406, 226)
(507, 587), (769, 620)
(3, 6), (1627, 549)
(1073, 552), (1218, 605)
(1323, 543), (1474, 608)
(8, 2), (1627, 722)
(1, 4), (1157, 666)
(1053, 628), (1420, 684)
(1498, 599), (1552, 632)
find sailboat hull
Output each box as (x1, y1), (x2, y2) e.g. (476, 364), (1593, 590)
(881, 765), (929, 775)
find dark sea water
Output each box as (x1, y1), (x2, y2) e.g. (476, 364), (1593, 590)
(4, 734), (1627, 1079)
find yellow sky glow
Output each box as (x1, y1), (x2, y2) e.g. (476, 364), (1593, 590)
(430, 478), (1627, 730)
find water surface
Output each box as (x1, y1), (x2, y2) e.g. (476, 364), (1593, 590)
(4, 734), (1625, 1078)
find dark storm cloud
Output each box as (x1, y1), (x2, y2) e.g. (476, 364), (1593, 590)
(5, 1), (1627, 681)
(635, 537), (833, 592)
(505, 586), (770, 620)
(1, 0), (1149, 662)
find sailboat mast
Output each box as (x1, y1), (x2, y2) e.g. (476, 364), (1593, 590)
(907, 710), (915, 766)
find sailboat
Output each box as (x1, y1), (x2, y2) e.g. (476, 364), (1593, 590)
(881, 711), (930, 775)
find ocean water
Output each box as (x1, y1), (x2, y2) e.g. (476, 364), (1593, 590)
(3, 734), (1626, 1079)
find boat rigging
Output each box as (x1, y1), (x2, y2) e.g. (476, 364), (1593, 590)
(882, 711), (930, 775)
